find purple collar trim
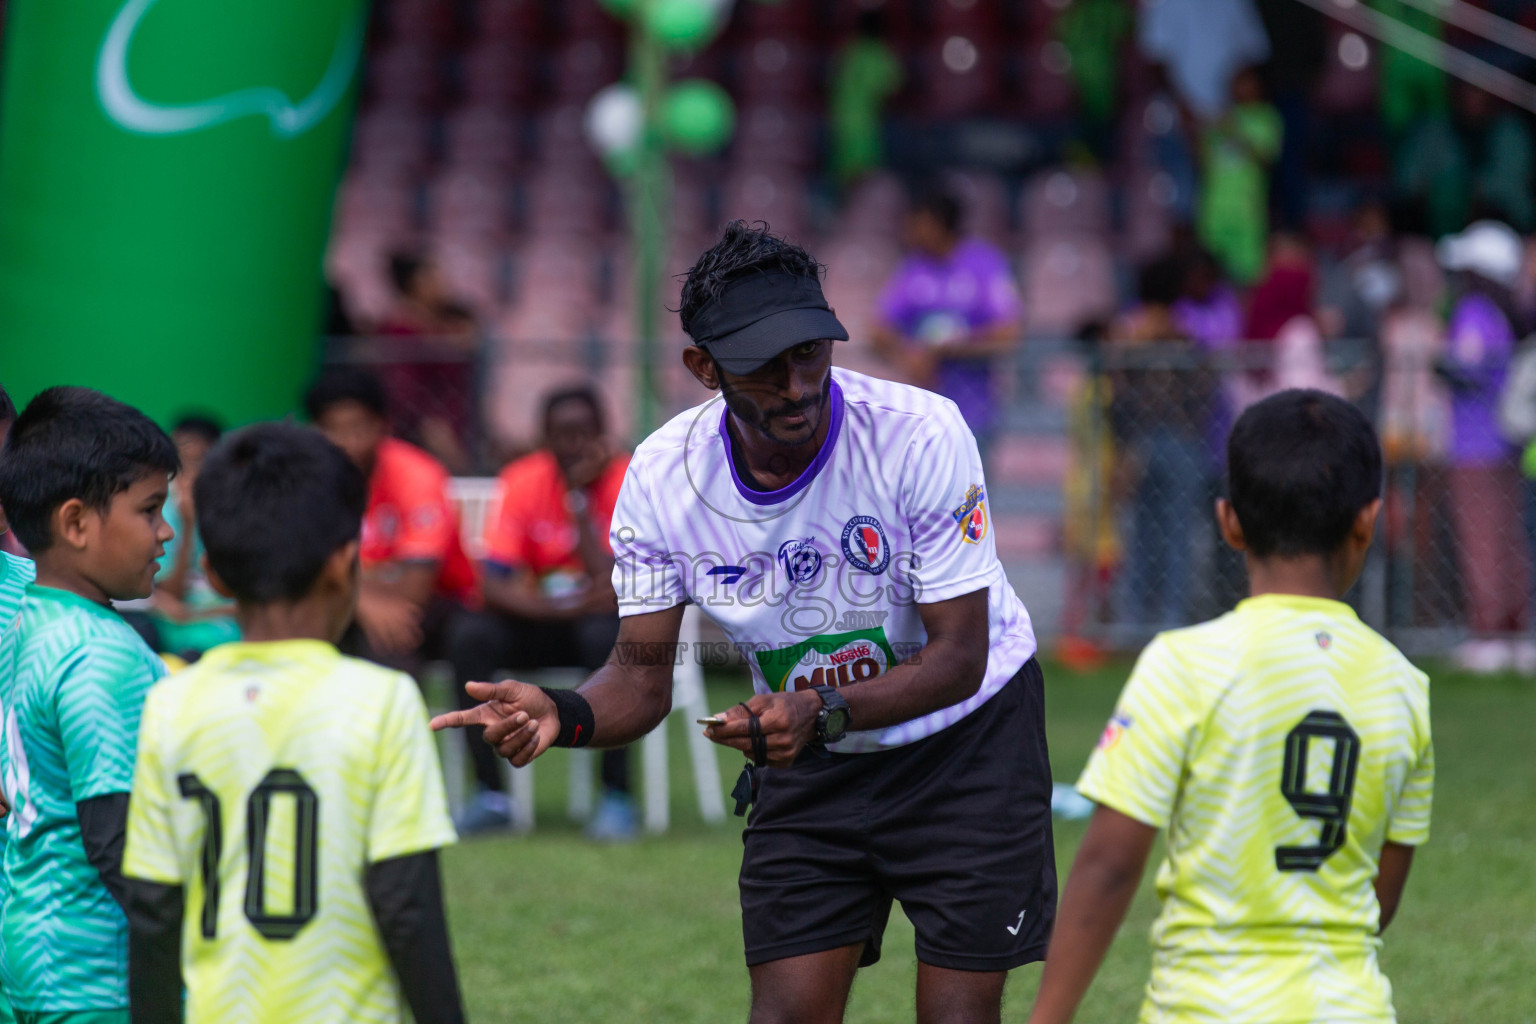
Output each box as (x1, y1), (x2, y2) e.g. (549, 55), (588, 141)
(720, 380), (845, 506)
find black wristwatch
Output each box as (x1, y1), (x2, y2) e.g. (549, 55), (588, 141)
(811, 684), (852, 745)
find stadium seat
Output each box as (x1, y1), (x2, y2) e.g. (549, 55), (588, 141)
(732, 104), (819, 170)
(947, 169), (1014, 244)
(735, 37), (820, 104)
(1023, 169), (1111, 236)
(365, 38), (443, 107)
(442, 104), (524, 170)
(351, 105), (433, 178)
(458, 38), (536, 106)
(425, 166), (512, 239)
(472, 0), (545, 42)
(1021, 232), (1117, 336)
(720, 168), (811, 241)
(916, 36), (1003, 117)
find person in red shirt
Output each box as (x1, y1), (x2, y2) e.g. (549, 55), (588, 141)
(305, 368), (478, 669)
(447, 386), (635, 838)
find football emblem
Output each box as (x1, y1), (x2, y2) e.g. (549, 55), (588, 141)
(777, 537), (823, 584)
(840, 515), (891, 574)
(962, 502), (987, 544)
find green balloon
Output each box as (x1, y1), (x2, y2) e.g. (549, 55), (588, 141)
(663, 79), (736, 154)
(645, 0), (718, 50)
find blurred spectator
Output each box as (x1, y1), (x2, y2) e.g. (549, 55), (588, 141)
(1435, 221), (1531, 669)
(1196, 67), (1282, 285)
(830, 10), (904, 187)
(1056, 0), (1132, 157)
(1238, 233), (1336, 407)
(1138, 0), (1270, 119)
(1374, 0), (1448, 139)
(872, 188), (1024, 459)
(1109, 256), (1212, 628)
(377, 250), (481, 473)
(1173, 248), (1244, 353)
(1396, 84), (1535, 238)
(306, 367), (479, 671)
(447, 386), (633, 839)
(1059, 322), (1120, 669)
(1254, 0), (1328, 229)
(148, 415), (240, 661)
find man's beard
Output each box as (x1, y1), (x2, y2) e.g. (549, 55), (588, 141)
(720, 374), (831, 447)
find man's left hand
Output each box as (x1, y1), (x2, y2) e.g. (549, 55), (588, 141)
(703, 689), (823, 768)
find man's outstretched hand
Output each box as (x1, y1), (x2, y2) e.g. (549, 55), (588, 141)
(430, 681), (560, 767)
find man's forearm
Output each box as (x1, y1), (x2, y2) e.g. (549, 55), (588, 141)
(363, 563), (438, 609)
(575, 659), (676, 747)
(832, 634), (987, 732)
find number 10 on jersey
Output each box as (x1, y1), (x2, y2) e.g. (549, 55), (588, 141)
(178, 768), (320, 940)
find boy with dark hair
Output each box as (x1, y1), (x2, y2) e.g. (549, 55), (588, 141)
(0, 386), (179, 1023)
(122, 422), (463, 1024)
(1028, 388), (1433, 1024)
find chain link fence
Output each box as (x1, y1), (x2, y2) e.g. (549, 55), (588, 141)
(324, 333), (1532, 656)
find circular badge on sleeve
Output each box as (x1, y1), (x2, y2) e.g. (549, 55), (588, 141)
(841, 515), (891, 575)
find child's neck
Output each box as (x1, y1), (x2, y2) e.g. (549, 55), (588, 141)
(1244, 554), (1344, 602)
(31, 555), (112, 606)
(236, 600), (338, 644)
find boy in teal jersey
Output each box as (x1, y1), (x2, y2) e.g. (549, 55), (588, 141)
(123, 422), (463, 1023)
(0, 387), (178, 1024)
(1029, 389), (1432, 1024)
(0, 384), (35, 1024)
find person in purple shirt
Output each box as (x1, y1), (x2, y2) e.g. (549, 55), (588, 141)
(872, 189), (1025, 457)
(1436, 220), (1530, 670)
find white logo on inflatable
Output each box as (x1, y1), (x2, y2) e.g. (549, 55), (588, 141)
(96, 0), (363, 138)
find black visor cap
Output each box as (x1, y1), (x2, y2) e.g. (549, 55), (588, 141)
(689, 271), (849, 375)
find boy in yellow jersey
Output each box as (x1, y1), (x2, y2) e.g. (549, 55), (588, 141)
(121, 423), (464, 1024)
(1029, 389), (1433, 1024)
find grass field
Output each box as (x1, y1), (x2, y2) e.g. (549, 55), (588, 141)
(440, 660), (1536, 1023)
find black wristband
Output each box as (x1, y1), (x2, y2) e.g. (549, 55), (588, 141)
(540, 687), (595, 748)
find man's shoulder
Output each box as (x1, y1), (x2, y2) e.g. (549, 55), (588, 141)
(376, 438), (451, 490)
(630, 398), (721, 467)
(834, 368), (967, 437)
(497, 449), (561, 489)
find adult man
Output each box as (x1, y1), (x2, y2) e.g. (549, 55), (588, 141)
(305, 367), (478, 668)
(435, 222), (1056, 1023)
(446, 386), (637, 838)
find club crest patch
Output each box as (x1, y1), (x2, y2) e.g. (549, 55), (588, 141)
(777, 537), (823, 585)
(1098, 712), (1133, 751)
(841, 515), (891, 575)
(961, 501), (987, 544)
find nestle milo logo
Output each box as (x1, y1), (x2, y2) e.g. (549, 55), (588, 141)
(755, 626), (898, 693)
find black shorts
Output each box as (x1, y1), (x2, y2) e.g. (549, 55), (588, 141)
(739, 658), (1057, 972)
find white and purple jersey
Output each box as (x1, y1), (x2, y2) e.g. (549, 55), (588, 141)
(610, 367), (1037, 753)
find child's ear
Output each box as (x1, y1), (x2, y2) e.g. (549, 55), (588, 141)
(203, 557), (235, 600)
(53, 498), (93, 551)
(1353, 498), (1383, 547)
(1215, 498), (1247, 552)
(325, 540), (361, 591)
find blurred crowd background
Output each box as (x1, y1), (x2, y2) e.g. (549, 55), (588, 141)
(309, 0), (1536, 670)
